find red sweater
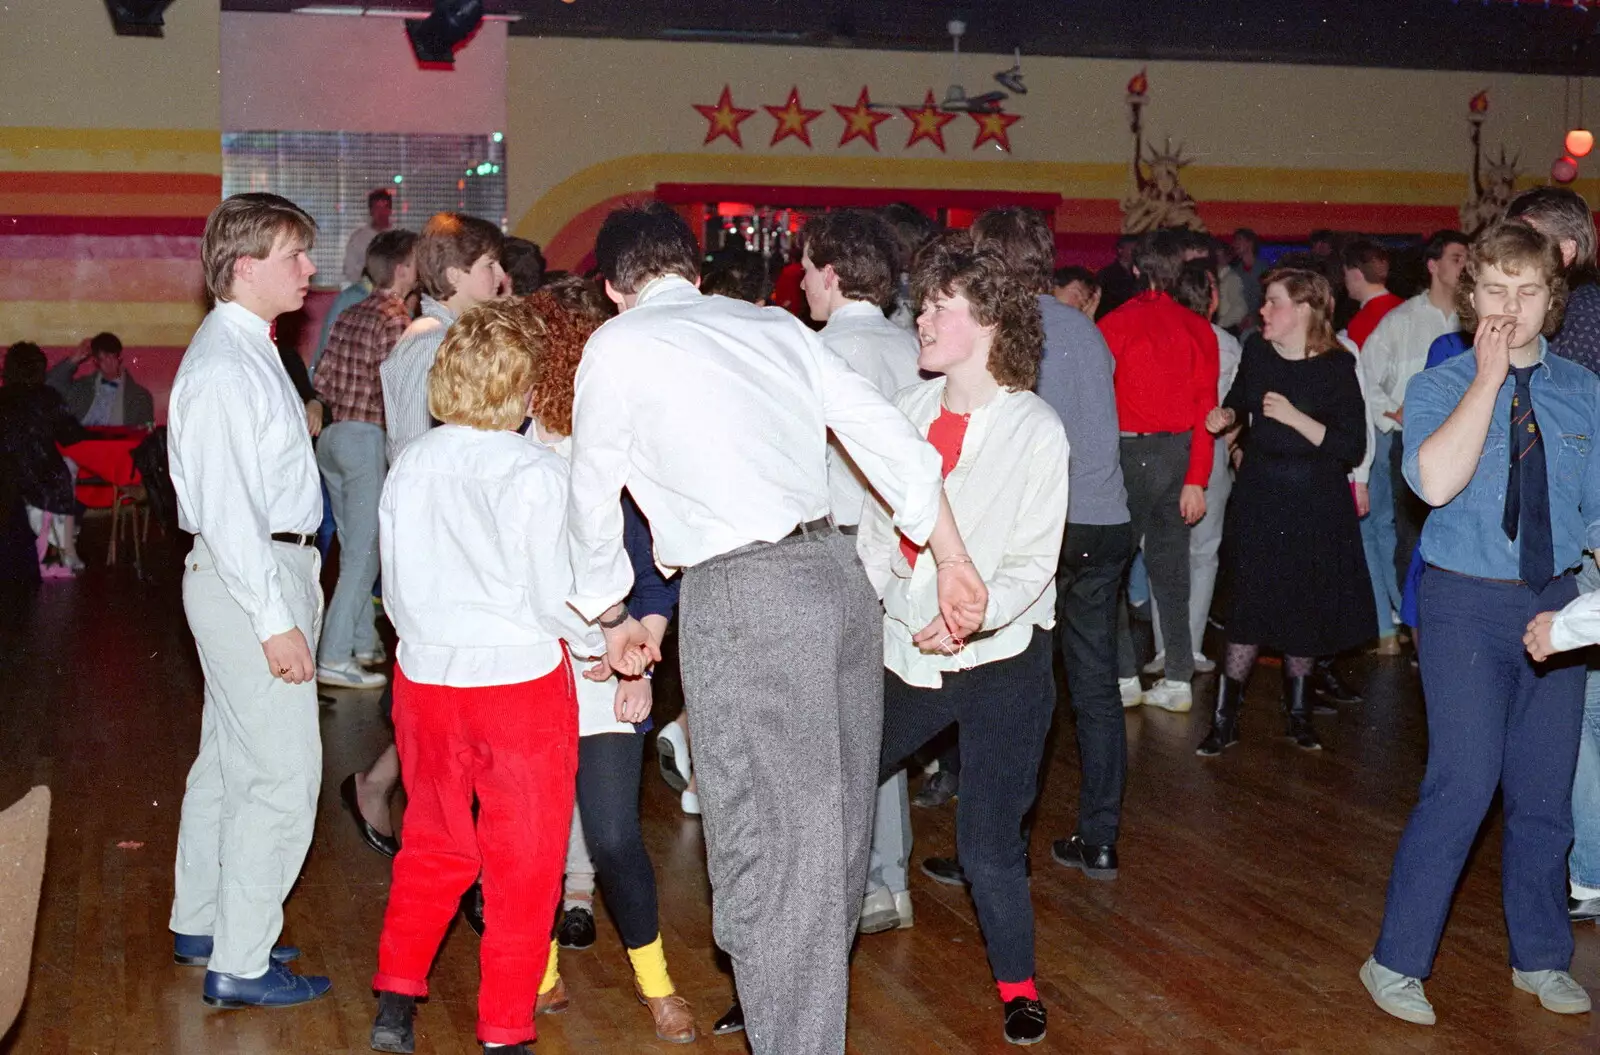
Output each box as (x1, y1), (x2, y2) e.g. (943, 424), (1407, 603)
(1346, 292), (1404, 350)
(1097, 291), (1220, 487)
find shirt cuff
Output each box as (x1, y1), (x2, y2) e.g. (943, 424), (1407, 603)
(1549, 611), (1593, 655)
(249, 600), (298, 644)
(569, 590), (627, 624)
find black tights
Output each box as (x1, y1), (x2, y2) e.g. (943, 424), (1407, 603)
(1223, 643), (1314, 682)
(575, 731), (659, 949)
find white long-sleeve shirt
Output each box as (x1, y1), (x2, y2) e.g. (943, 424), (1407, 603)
(1360, 292), (1458, 434)
(820, 301), (923, 527)
(857, 380), (1070, 688)
(566, 274), (944, 620)
(169, 301), (322, 642)
(380, 425), (603, 687)
(1549, 583), (1600, 654)
(1336, 333), (1379, 486)
(379, 296), (455, 463)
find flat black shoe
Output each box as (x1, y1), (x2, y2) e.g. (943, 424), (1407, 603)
(1003, 996), (1047, 1045)
(340, 773), (399, 858)
(1570, 895), (1600, 922)
(482, 1045), (531, 1054)
(1050, 835), (1118, 880)
(713, 999), (745, 1035)
(1311, 661), (1364, 705)
(556, 904), (596, 949)
(461, 883), (485, 937)
(921, 856), (967, 886)
(912, 768), (958, 808)
(370, 991), (416, 1053)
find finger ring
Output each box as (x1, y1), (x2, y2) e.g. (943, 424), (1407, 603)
(278, 667), (290, 675)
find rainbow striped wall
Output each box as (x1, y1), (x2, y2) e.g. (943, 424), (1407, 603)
(0, 128), (222, 423)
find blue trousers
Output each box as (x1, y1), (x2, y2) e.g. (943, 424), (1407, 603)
(1373, 567), (1585, 978)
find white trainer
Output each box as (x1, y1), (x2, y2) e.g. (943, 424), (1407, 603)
(1192, 651), (1216, 674)
(1513, 968), (1592, 1014)
(1141, 679), (1192, 713)
(656, 721), (692, 792)
(1119, 677), (1144, 708)
(316, 662), (386, 690)
(859, 888), (914, 934)
(1361, 957), (1435, 1026)
(680, 789), (701, 816)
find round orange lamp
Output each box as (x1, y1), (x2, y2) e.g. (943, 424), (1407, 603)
(1553, 155), (1580, 185)
(1567, 129), (1595, 159)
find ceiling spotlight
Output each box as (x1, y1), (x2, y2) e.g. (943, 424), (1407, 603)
(995, 48), (1027, 95)
(104, 0), (172, 37)
(405, 0), (484, 66)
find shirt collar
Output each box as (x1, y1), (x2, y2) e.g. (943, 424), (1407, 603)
(420, 294), (456, 326)
(215, 299), (274, 340)
(635, 273), (699, 307)
(826, 300), (886, 324)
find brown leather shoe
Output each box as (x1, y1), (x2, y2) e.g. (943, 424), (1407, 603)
(637, 986), (696, 1044)
(536, 977), (569, 1015)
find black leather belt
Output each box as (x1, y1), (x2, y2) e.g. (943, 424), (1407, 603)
(836, 524), (860, 536)
(1426, 562), (1579, 587)
(783, 516), (835, 540)
(270, 532), (317, 547)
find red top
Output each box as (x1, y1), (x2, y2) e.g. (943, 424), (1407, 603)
(1346, 292), (1405, 351)
(900, 405), (969, 569)
(1096, 291), (1221, 487)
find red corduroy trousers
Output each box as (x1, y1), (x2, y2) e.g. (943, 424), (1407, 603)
(372, 658), (578, 1046)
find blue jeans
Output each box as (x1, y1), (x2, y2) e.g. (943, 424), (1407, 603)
(1373, 567), (1585, 978)
(1359, 430), (1401, 639)
(315, 421), (386, 667)
(1572, 558), (1600, 891)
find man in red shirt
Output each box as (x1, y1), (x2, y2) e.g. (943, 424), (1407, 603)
(1342, 240), (1404, 351)
(1098, 229), (1220, 712)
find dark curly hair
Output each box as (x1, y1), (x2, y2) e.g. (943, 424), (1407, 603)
(1456, 220), (1568, 338)
(912, 231), (1043, 391)
(524, 281), (610, 437)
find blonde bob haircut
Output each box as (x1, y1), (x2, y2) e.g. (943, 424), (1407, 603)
(427, 301), (545, 431)
(202, 193), (317, 304)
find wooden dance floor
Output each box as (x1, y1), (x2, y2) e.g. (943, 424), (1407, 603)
(3, 538), (1599, 1054)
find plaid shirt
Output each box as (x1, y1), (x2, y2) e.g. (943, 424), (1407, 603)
(314, 289), (410, 426)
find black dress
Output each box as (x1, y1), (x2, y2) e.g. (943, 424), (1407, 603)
(1221, 336), (1375, 657)
(0, 384), (87, 516)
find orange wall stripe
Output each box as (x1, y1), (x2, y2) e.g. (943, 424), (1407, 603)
(0, 259), (203, 303)
(0, 192), (221, 218)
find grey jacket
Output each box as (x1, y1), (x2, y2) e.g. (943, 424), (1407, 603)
(46, 358), (155, 427)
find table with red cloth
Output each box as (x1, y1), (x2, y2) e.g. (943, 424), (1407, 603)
(60, 426), (147, 509)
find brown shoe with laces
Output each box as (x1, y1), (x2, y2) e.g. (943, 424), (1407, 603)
(637, 986), (696, 1043)
(536, 977), (569, 1015)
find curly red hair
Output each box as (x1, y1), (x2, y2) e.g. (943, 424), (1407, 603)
(524, 277), (612, 436)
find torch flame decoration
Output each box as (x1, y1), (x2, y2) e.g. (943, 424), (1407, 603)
(1470, 90), (1489, 117)
(1128, 69), (1149, 98)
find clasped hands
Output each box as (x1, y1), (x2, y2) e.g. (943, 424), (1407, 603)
(912, 557), (988, 655)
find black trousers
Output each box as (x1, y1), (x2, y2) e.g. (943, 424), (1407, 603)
(1057, 521), (1135, 845)
(1390, 429), (1428, 597)
(575, 731), (659, 949)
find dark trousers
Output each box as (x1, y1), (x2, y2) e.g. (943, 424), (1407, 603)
(1120, 434), (1195, 681)
(1373, 568), (1585, 978)
(1057, 521), (1135, 845)
(1389, 430), (1428, 597)
(879, 629), (1056, 983)
(575, 731), (658, 949)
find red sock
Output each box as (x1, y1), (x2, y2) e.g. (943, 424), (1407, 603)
(997, 978), (1038, 1003)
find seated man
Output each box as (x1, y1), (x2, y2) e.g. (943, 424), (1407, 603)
(46, 332), (155, 427)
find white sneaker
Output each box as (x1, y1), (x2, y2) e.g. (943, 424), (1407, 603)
(1192, 651), (1216, 674)
(1141, 679), (1192, 713)
(1119, 677), (1144, 708)
(1141, 652), (1166, 676)
(355, 645), (387, 666)
(680, 789), (701, 816)
(316, 662), (386, 690)
(656, 721), (691, 792)
(1361, 957), (1435, 1026)
(859, 887), (913, 934)
(1513, 968), (1592, 1014)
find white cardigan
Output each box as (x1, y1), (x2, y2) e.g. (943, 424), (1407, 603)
(857, 378), (1071, 688)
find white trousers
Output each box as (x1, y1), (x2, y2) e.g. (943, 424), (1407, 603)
(169, 538), (324, 977)
(563, 807), (594, 899)
(1153, 441), (1233, 660)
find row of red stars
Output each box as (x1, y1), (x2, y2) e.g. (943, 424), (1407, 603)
(694, 85), (1022, 153)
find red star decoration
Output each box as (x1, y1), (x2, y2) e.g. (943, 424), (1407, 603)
(765, 86), (823, 148)
(834, 87), (893, 151)
(901, 91), (958, 152)
(971, 110), (1022, 153)
(693, 85), (756, 148)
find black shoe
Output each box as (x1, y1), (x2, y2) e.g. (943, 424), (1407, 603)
(912, 768), (958, 808)
(1570, 895), (1600, 922)
(1311, 658), (1364, 705)
(556, 904), (596, 949)
(1196, 675), (1244, 757)
(713, 999), (745, 1035)
(921, 856), (967, 886)
(1003, 997), (1047, 1045)
(340, 773), (400, 859)
(461, 883), (485, 937)
(1050, 835), (1118, 880)
(370, 991), (416, 1053)
(482, 1045), (531, 1054)
(1283, 674), (1323, 751)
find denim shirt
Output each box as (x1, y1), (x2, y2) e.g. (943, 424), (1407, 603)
(1402, 339), (1600, 580)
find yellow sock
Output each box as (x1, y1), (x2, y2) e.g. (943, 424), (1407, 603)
(627, 935), (674, 1000)
(539, 939), (560, 995)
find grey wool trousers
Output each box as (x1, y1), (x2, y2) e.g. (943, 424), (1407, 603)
(678, 528), (883, 1055)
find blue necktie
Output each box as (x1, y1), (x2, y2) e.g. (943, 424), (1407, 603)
(1502, 365), (1553, 592)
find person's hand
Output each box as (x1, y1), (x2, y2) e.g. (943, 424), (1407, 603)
(262, 628), (314, 683)
(1179, 484), (1207, 525)
(911, 614), (966, 655)
(582, 655), (613, 682)
(73, 338), (93, 365)
(935, 559), (987, 638)
(1261, 391), (1302, 427)
(1525, 611), (1559, 663)
(1384, 407), (1405, 427)
(1205, 406), (1236, 434)
(1354, 482), (1371, 517)
(602, 614), (660, 677)
(614, 675), (653, 724)
(1474, 314), (1516, 391)
(304, 400), (324, 438)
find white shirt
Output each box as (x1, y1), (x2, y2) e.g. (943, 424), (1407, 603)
(567, 275), (944, 620)
(1336, 332), (1380, 486)
(857, 380), (1070, 688)
(379, 425), (603, 688)
(1361, 292), (1459, 434)
(1551, 580), (1600, 653)
(83, 375), (124, 426)
(379, 296), (455, 463)
(820, 301), (923, 527)
(342, 224), (379, 286)
(169, 301), (322, 641)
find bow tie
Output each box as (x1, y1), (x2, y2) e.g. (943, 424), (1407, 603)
(99, 378), (119, 388)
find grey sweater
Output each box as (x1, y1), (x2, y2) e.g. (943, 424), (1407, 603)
(1034, 295), (1129, 526)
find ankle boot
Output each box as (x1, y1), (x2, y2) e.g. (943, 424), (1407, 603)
(1283, 674), (1322, 751)
(1196, 676), (1244, 756)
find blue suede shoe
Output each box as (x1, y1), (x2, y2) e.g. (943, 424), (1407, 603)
(173, 933), (300, 967)
(202, 961), (331, 1008)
